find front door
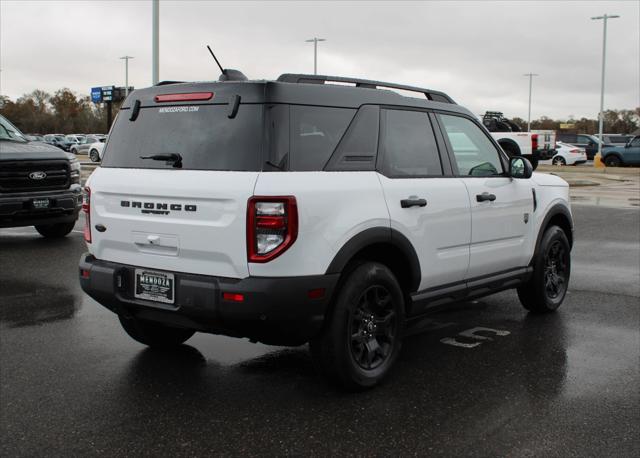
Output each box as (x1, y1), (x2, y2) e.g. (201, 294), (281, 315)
(436, 113), (535, 279)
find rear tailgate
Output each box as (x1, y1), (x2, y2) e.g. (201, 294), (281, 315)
(88, 84), (266, 279)
(88, 168), (258, 278)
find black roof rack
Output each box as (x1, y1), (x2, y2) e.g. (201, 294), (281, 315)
(277, 73), (455, 104)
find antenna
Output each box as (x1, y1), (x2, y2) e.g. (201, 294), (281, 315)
(206, 45), (225, 75)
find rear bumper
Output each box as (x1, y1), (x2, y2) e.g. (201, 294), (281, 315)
(0, 186), (82, 228)
(79, 253), (339, 346)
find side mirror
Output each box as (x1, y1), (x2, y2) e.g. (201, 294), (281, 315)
(510, 156), (533, 179)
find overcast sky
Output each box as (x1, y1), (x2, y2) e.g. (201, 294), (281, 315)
(1, 0), (638, 120)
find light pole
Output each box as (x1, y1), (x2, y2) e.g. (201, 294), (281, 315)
(523, 73), (539, 132)
(119, 56), (134, 97)
(152, 0), (159, 84)
(591, 13), (620, 159)
(305, 38), (326, 75)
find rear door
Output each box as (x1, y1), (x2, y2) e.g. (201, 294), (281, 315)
(376, 108), (471, 292)
(436, 113), (535, 278)
(88, 101), (264, 279)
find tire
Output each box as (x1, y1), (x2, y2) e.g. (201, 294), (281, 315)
(604, 155), (622, 167)
(517, 225), (570, 313)
(310, 262), (405, 390)
(34, 221), (76, 238)
(118, 315), (195, 348)
(501, 143), (519, 158)
(552, 156), (566, 166)
(89, 149), (100, 162)
(70, 147), (78, 155)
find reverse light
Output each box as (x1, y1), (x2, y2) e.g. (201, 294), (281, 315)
(82, 186), (91, 243)
(154, 92), (213, 103)
(247, 196), (298, 263)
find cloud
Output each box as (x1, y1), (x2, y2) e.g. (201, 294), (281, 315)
(1, 0), (638, 119)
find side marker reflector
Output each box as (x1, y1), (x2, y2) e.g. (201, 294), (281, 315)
(223, 292), (244, 302)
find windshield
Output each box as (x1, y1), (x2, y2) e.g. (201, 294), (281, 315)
(0, 115), (27, 142)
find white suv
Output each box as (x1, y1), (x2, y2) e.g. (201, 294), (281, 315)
(79, 73), (573, 389)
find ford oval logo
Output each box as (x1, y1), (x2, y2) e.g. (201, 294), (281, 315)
(29, 171), (47, 180)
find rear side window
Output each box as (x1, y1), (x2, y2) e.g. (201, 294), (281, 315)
(380, 109), (443, 177)
(102, 104), (263, 171)
(325, 105), (379, 171)
(289, 106), (355, 171)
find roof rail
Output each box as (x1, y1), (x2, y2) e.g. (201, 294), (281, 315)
(277, 73), (455, 104)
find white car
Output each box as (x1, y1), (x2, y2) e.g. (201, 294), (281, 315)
(79, 73), (573, 389)
(88, 141), (105, 162)
(543, 142), (588, 166)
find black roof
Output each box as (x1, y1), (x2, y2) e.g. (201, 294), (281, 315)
(123, 74), (471, 117)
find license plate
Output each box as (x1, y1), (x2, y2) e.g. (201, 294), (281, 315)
(32, 198), (50, 209)
(134, 269), (175, 304)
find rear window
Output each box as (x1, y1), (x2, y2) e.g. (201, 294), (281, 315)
(102, 104), (264, 171)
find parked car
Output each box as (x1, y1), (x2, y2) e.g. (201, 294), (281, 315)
(481, 111), (554, 168)
(25, 134), (44, 142)
(600, 136), (640, 167)
(556, 133), (611, 160)
(79, 72), (573, 389)
(0, 115), (82, 237)
(88, 139), (106, 162)
(43, 134), (72, 151)
(602, 134), (634, 146)
(542, 142), (587, 166)
(69, 135), (102, 155)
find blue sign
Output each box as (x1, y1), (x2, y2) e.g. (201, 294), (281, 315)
(91, 86), (115, 103)
(91, 87), (103, 103)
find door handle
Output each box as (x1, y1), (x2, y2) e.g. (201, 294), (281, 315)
(476, 192), (496, 202)
(400, 198), (427, 208)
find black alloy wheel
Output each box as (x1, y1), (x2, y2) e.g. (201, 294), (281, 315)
(543, 240), (569, 300)
(310, 262), (405, 390)
(518, 225), (571, 313)
(349, 285), (397, 371)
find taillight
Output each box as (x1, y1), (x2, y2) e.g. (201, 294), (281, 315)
(531, 134), (539, 151)
(247, 196), (298, 263)
(83, 186), (91, 243)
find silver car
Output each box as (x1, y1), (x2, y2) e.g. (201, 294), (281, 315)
(69, 135), (103, 155)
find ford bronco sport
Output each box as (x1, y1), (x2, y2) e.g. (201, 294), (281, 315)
(1, 114), (82, 237)
(79, 73), (573, 389)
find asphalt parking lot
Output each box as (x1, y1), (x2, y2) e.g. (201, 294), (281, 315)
(1, 205), (638, 456)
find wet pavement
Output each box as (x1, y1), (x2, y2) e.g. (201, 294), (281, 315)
(1, 206), (639, 456)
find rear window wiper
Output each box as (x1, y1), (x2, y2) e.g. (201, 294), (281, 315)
(140, 153), (183, 168)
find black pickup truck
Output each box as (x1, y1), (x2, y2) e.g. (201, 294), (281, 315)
(0, 115), (82, 237)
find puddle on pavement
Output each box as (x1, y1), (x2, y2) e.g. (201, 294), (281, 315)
(0, 280), (80, 328)
(570, 195), (640, 209)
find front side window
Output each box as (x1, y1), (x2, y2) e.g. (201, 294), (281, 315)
(380, 109), (442, 177)
(439, 114), (504, 177)
(631, 137), (640, 147)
